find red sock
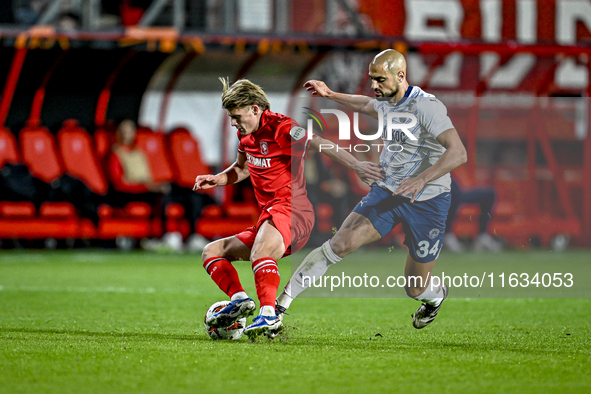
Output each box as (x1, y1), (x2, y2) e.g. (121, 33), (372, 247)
(203, 257), (244, 298)
(252, 258), (280, 307)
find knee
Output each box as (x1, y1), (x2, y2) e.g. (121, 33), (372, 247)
(328, 237), (352, 258)
(202, 241), (222, 264)
(404, 274), (428, 297)
(250, 245), (283, 262)
(405, 285), (425, 298)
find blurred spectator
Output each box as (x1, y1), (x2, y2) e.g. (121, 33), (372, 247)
(444, 177), (503, 252)
(106, 119), (213, 251)
(107, 119), (170, 201)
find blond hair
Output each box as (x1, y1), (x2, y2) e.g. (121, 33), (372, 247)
(219, 77), (270, 111)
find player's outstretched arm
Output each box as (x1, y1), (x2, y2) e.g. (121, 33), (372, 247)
(304, 80), (378, 119)
(394, 128), (467, 202)
(309, 135), (385, 185)
(193, 152), (250, 191)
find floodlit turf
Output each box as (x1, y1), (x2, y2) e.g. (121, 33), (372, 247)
(1, 250), (590, 393)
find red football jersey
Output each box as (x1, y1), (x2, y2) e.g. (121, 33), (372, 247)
(237, 110), (310, 209)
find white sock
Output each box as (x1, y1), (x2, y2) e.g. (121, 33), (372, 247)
(276, 291), (293, 309)
(260, 305), (275, 316)
(411, 279), (444, 306)
(277, 241), (342, 309)
(231, 291), (248, 301)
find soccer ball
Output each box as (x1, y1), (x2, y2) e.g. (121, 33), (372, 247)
(203, 301), (247, 340)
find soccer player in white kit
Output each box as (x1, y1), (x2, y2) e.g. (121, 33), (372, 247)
(276, 49), (467, 329)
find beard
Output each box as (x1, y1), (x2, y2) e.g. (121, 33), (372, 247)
(375, 83), (399, 100)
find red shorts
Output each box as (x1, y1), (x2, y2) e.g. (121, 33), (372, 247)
(235, 196), (314, 257)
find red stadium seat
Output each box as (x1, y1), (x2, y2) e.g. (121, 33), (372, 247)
(98, 216), (153, 239)
(95, 201), (154, 239)
(0, 201), (78, 239)
(125, 202), (152, 218)
(0, 127), (20, 168)
(3, 124), (160, 241)
(0, 201), (35, 217)
(195, 202), (258, 240)
(58, 120), (108, 195)
(164, 203), (190, 238)
(225, 202), (259, 221)
(195, 216), (256, 240)
(39, 202), (76, 218)
(201, 205), (223, 218)
(0, 217), (78, 239)
(168, 127), (211, 190)
(165, 203), (185, 219)
(135, 128), (175, 183)
(94, 127), (116, 162)
(20, 124), (63, 183)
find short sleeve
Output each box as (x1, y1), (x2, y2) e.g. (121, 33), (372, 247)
(275, 120), (311, 158)
(373, 99), (382, 113)
(237, 141), (245, 154)
(418, 98), (454, 138)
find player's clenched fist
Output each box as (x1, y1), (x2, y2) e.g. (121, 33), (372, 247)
(304, 80), (333, 98)
(193, 174), (224, 191)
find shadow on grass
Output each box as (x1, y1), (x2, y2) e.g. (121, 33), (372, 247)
(0, 327), (209, 342)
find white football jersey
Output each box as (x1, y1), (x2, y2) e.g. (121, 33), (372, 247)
(373, 86), (454, 201)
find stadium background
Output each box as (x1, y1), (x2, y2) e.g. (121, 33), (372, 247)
(0, 0), (590, 249)
(1, 1), (591, 393)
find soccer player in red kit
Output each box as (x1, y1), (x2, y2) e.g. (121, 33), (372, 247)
(193, 78), (384, 338)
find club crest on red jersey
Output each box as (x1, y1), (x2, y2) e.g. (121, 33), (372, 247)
(260, 141), (269, 155)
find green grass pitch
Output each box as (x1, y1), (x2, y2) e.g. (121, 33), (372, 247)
(1, 249), (590, 393)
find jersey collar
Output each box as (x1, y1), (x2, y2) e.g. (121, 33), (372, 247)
(395, 85), (413, 108)
(256, 109), (271, 133)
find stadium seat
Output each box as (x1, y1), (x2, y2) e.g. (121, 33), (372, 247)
(164, 203), (191, 238)
(135, 128), (175, 183)
(125, 202), (152, 218)
(19, 123), (63, 184)
(0, 129), (82, 240)
(224, 202), (259, 221)
(13, 122), (158, 241)
(195, 202), (258, 240)
(195, 215), (256, 240)
(98, 217), (153, 240)
(97, 201), (154, 240)
(39, 202), (77, 218)
(0, 201), (78, 239)
(168, 127), (211, 191)
(0, 201), (35, 217)
(201, 205), (223, 218)
(0, 127), (20, 168)
(58, 119), (109, 195)
(94, 127), (116, 163)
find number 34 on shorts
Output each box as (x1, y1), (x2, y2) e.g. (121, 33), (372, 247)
(416, 239), (441, 259)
